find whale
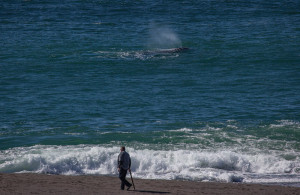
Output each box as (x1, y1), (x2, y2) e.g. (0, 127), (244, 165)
(155, 47), (189, 53)
(142, 47), (189, 55)
(96, 47), (189, 60)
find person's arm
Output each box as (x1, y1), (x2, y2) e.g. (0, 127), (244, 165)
(128, 156), (131, 171)
(118, 159), (122, 168)
(118, 153), (123, 171)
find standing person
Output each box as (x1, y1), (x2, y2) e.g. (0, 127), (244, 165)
(118, 146), (132, 190)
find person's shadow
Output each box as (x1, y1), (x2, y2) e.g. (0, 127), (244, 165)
(131, 190), (170, 194)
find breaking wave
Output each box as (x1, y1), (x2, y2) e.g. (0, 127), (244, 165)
(1, 145), (299, 185)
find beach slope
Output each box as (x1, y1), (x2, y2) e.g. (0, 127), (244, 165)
(0, 173), (299, 195)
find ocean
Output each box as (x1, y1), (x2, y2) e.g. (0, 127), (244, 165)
(1, 0), (300, 186)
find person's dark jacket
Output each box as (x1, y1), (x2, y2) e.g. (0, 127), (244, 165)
(118, 151), (131, 170)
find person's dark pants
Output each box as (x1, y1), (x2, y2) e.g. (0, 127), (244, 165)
(119, 168), (131, 190)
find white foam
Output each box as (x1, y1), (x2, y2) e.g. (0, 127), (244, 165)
(270, 120), (300, 128)
(168, 128), (193, 132)
(95, 50), (180, 60)
(0, 145), (299, 184)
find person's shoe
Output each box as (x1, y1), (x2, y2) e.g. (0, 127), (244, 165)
(127, 184), (132, 191)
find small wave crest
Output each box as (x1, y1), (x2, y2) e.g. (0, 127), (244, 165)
(0, 145), (299, 184)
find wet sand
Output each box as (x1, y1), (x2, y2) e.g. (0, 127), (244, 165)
(0, 173), (299, 195)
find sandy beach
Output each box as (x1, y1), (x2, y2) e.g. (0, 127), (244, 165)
(0, 173), (299, 195)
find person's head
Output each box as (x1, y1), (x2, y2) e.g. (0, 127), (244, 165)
(120, 146), (125, 151)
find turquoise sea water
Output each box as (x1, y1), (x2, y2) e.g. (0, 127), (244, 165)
(1, 0), (300, 186)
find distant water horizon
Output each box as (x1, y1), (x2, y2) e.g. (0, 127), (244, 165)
(1, 0), (299, 186)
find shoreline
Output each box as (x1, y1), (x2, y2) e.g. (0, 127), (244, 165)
(0, 173), (299, 194)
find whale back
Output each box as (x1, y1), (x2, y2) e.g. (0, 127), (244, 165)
(157, 47), (189, 53)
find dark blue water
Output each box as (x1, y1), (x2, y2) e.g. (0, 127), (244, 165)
(1, 0), (300, 185)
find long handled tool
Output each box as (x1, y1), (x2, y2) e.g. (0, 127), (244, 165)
(129, 169), (135, 190)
